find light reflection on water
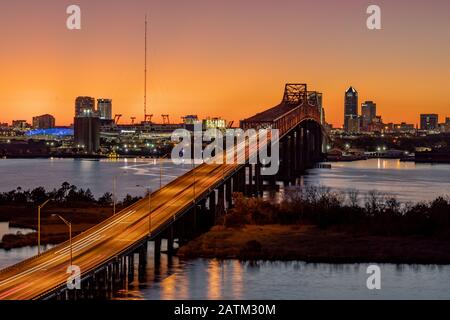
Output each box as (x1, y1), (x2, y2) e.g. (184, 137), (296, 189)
(302, 159), (450, 203)
(116, 249), (450, 300)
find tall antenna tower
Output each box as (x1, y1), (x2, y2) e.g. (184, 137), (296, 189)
(144, 14), (148, 121)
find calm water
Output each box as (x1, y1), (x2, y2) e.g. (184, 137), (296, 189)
(118, 254), (450, 300)
(0, 158), (193, 200)
(302, 159), (450, 203)
(1, 158), (450, 299)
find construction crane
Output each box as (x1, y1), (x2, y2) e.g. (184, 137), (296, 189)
(144, 114), (154, 123)
(114, 114), (122, 125)
(227, 121), (234, 128)
(161, 114), (170, 125)
(131, 117), (136, 125)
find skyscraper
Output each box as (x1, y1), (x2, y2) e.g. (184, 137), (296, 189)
(97, 99), (112, 120)
(75, 97), (95, 117)
(74, 105), (100, 154)
(361, 101), (376, 130)
(344, 87), (358, 132)
(420, 114), (439, 130)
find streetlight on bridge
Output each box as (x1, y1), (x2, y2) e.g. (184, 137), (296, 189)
(137, 185), (153, 237)
(37, 199), (50, 255)
(52, 214), (73, 267)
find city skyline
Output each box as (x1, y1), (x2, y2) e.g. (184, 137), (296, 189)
(1, 0), (450, 127)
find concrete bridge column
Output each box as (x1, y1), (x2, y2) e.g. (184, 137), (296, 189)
(238, 167), (246, 193)
(281, 136), (290, 185)
(289, 134), (297, 184)
(127, 253), (134, 284)
(302, 123), (311, 169)
(138, 242), (148, 282)
(167, 225), (175, 256)
(218, 184), (225, 214)
(315, 126), (323, 161)
(225, 179), (233, 208)
(246, 164), (253, 196)
(154, 237), (162, 265)
(208, 191), (216, 226)
(255, 163), (263, 197)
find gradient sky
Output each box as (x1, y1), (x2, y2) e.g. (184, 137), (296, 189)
(1, 0), (450, 127)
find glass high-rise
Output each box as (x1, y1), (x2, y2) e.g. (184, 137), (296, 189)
(344, 87), (358, 132)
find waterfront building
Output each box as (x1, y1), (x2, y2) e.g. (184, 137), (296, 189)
(12, 120), (29, 129)
(75, 96), (96, 117)
(97, 99), (112, 120)
(32, 114), (55, 129)
(420, 114), (439, 130)
(346, 115), (360, 133)
(361, 101), (376, 130)
(74, 111), (100, 154)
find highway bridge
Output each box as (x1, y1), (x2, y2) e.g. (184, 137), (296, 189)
(0, 83), (326, 300)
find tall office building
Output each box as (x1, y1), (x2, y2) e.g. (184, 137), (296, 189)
(32, 114), (55, 129)
(344, 87), (358, 131)
(74, 110), (100, 154)
(420, 114), (439, 130)
(75, 97), (95, 117)
(361, 101), (376, 130)
(97, 99), (112, 120)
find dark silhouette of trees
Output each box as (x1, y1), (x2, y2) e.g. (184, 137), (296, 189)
(0, 182), (141, 208)
(225, 187), (450, 238)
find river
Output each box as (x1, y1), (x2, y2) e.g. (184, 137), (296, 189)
(0, 158), (449, 299)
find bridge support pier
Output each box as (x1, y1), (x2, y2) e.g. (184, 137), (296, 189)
(154, 237), (162, 265)
(127, 253), (135, 284)
(225, 179), (232, 209)
(137, 242), (148, 282)
(208, 191), (216, 226)
(218, 184), (225, 215)
(166, 225), (175, 256)
(246, 164), (253, 196)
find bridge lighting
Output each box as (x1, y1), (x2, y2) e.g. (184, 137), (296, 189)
(345, 144), (350, 149)
(326, 145), (331, 150)
(383, 146), (387, 151)
(377, 147), (381, 151)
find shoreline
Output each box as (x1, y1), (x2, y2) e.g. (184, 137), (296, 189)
(0, 204), (114, 250)
(177, 225), (450, 265)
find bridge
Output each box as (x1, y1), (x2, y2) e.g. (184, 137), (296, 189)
(0, 83), (325, 300)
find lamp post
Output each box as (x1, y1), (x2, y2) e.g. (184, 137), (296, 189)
(53, 214), (72, 267)
(160, 158), (163, 190)
(37, 199), (50, 255)
(113, 176), (117, 215)
(159, 153), (170, 190)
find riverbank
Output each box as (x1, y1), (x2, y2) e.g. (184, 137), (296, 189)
(178, 224), (450, 264)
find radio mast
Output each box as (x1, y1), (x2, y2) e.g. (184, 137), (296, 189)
(144, 14), (148, 121)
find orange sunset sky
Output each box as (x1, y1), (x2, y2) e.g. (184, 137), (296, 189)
(1, 0), (450, 128)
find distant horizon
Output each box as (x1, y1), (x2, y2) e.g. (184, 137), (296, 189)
(1, 0), (450, 128)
